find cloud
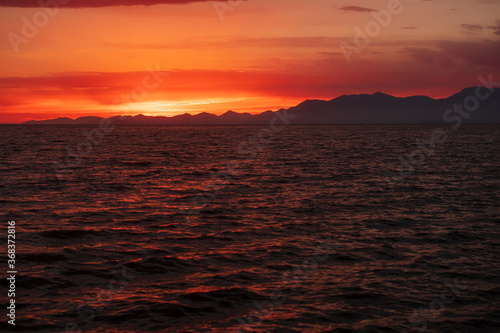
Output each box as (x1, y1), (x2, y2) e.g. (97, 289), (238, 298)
(339, 6), (376, 13)
(403, 40), (500, 68)
(487, 20), (500, 36)
(0, 70), (347, 108)
(402, 27), (418, 30)
(437, 40), (500, 67)
(461, 24), (483, 35)
(100, 36), (346, 50)
(403, 47), (454, 67)
(0, 0), (235, 8)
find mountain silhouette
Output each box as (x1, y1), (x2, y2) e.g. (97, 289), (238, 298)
(23, 87), (500, 125)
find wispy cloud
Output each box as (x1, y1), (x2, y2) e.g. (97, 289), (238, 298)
(461, 24), (483, 35)
(487, 19), (500, 36)
(339, 6), (376, 13)
(438, 40), (500, 67)
(404, 47), (454, 67)
(99, 36), (346, 50)
(404, 40), (500, 68)
(0, 0), (235, 8)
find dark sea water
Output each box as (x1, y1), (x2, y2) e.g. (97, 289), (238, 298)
(1, 124), (499, 333)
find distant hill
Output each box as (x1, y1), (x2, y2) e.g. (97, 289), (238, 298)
(23, 87), (500, 125)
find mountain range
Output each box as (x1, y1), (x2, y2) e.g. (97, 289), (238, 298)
(23, 87), (500, 125)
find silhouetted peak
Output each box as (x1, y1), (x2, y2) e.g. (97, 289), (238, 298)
(196, 112), (216, 117)
(295, 99), (328, 109)
(76, 116), (101, 120)
(259, 110), (275, 115)
(372, 91), (393, 98)
(222, 110), (238, 116)
(444, 86), (492, 101)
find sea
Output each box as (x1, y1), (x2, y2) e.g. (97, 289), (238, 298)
(0, 124), (499, 332)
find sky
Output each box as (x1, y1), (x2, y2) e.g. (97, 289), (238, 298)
(0, 0), (499, 123)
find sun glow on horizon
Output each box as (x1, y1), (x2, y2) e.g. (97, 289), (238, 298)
(112, 98), (252, 116)
(110, 96), (297, 117)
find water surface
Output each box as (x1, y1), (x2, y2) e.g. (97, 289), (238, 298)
(0, 124), (499, 332)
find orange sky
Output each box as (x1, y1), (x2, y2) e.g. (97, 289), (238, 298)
(0, 0), (499, 123)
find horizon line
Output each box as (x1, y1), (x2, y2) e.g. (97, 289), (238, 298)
(2, 85), (494, 124)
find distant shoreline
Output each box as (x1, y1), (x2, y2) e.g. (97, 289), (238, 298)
(10, 86), (500, 125)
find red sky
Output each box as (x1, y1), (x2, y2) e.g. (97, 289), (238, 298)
(0, 0), (499, 123)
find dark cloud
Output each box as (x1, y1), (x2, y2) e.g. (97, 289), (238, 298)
(404, 40), (500, 69)
(461, 24), (483, 35)
(339, 6), (376, 13)
(403, 47), (454, 67)
(0, 0), (234, 8)
(438, 40), (500, 67)
(487, 20), (500, 36)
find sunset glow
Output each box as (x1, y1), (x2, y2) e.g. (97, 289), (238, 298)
(1, 0), (499, 123)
